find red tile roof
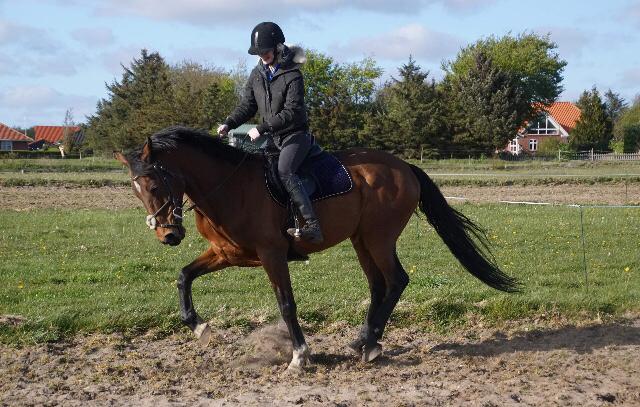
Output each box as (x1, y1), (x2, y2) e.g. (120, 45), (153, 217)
(544, 102), (581, 133)
(0, 122), (34, 142)
(34, 125), (81, 143)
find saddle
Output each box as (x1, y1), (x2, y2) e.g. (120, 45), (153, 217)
(263, 145), (353, 208)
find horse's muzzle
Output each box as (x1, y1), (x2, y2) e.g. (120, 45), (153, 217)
(162, 232), (183, 246)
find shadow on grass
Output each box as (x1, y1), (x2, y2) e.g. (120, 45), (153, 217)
(430, 319), (640, 356)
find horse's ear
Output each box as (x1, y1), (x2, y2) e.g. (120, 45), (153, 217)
(141, 137), (153, 162)
(114, 151), (129, 167)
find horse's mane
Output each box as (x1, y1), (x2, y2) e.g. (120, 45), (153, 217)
(126, 126), (259, 175)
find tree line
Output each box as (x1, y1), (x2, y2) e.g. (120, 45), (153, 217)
(83, 32), (639, 157)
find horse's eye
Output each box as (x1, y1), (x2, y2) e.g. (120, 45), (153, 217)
(149, 185), (158, 193)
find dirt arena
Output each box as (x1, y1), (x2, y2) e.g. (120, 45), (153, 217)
(1, 184), (639, 406)
(1, 318), (639, 406)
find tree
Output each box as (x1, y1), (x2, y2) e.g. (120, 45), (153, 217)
(604, 89), (628, 124)
(86, 49), (176, 152)
(85, 50), (242, 153)
(302, 50), (382, 150)
(444, 32), (567, 124)
(61, 108), (78, 153)
(613, 97), (640, 141)
(445, 50), (526, 155)
(569, 87), (613, 151)
(375, 57), (446, 157)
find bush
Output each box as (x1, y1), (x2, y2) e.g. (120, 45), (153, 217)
(622, 124), (640, 153)
(536, 137), (567, 157)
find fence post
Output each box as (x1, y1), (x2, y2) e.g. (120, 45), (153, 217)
(590, 148), (594, 161)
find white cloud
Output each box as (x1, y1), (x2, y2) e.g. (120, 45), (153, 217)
(620, 2), (640, 28)
(621, 68), (640, 88)
(87, 0), (496, 26)
(332, 23), (463, 63)
(71, 27), (115, 47)
(0, 85), (97, 125)
(534, 27), (589, 58)
(0, 19), (59, 53)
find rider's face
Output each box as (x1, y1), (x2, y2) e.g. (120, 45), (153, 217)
(259, 50), (275, 65)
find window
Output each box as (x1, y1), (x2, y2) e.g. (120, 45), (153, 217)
(0, 141), (12, 151)
(509, 139), (519, 153)
(526, 114), (559, 135)
(529, 139), (538, 151)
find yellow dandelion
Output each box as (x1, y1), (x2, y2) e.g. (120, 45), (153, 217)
(624, 267), (631, 273)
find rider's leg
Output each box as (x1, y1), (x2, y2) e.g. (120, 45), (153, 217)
(278, 133), (324, 244)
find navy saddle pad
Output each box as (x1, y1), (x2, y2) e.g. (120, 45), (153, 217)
(265, 151), (353, 207)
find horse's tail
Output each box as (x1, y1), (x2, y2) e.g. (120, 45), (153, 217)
(408, 164), (520, 293)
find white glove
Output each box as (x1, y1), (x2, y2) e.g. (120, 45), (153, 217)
(248, 127), (261, 141)
(217, 124), (229, 137)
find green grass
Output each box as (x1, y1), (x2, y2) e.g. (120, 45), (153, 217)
(0, 157), (123, 172)
(0, 171), (130, 187)
(1, 203), (639, 344)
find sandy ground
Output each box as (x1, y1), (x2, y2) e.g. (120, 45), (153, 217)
(1, 183), (639, 211)
(2, 185), (640, 406)
(1, 318), (639, 406)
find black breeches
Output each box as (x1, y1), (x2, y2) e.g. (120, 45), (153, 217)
(277, 133), (312, 182)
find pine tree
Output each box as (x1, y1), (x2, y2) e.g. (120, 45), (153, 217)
(86, 50), (176, 152)
(604, 89), (627, 124)
(569, 87), (613, 151)
(379, 57), (446, 157)
(447, 50), (526, 155)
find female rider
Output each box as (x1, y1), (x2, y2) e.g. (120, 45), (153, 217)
(217, 22), (323, 244)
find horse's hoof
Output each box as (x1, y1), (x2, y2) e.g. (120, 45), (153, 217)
(285, 344), (310, 373)
(362, 342), (382, 362)
(194, 322), (211, 347)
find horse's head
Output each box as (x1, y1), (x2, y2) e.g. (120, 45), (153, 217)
(115, 137), (186, 246)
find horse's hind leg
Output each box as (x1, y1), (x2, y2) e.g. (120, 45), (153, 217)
(349, 236), (386, 356)
(360, 244), (409, 362)
(177, 247), (229, 346)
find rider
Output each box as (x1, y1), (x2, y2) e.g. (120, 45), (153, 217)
(217, 22), (323, 244)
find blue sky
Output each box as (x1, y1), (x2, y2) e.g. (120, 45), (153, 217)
(1, 0), (639, 127)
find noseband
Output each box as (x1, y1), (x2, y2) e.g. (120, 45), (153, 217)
(134, 162), (184, 230)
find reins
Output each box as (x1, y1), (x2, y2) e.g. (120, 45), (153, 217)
(182, 150), (250, 213)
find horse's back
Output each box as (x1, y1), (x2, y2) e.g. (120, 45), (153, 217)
(335, 148), (420, 203)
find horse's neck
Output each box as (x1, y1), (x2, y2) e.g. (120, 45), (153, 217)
(178, 151), (261, 220)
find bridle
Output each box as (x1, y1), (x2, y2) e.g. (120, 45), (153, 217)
(134, 151), (249, 230)
(134, 162), (184, 230)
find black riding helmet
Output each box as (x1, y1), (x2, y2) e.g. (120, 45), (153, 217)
(248, 22), (285, 55)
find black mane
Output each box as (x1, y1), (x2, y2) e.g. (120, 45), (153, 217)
(125, 126), (259, 175)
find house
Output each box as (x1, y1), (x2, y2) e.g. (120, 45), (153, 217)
(0, 122), (34, 151)
(506, 102), (581, 155)
(34, 125), (84, 147)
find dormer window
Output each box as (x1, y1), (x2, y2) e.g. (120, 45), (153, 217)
(526, 114), (559, 135)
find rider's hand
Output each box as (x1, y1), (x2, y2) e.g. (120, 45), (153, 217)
(217, 124), (229, 137)
(248, 127), (261, 141)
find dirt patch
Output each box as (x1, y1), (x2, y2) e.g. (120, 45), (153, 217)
(2, 184), (639, 212)
(0, 186), (141, 210)
(441, 183), (640, 205)
(1, 318), (639, 406)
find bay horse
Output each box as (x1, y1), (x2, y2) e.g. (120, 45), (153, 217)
(115, 126), (519, 372)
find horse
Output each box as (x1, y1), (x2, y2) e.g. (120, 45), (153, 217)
(115, 126), (519, 372)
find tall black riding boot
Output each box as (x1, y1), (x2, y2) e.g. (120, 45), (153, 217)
(282, 174), (324, 244)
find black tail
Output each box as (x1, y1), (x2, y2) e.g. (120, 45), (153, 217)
(408, 164), (520, 293)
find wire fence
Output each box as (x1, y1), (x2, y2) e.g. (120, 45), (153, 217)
(443, 195), (640, 290)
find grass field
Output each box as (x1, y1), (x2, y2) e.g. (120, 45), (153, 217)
(3, 157), (640, 187)
(1, 203), (639, 345)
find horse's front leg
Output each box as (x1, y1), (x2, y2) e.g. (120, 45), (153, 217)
(177, 247), (229, 345)
(258, 248), (310, 372)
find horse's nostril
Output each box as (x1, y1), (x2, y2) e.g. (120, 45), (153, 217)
(163, 233), (181, 246)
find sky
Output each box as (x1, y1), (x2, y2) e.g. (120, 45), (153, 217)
(1, 0), (639, 128)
